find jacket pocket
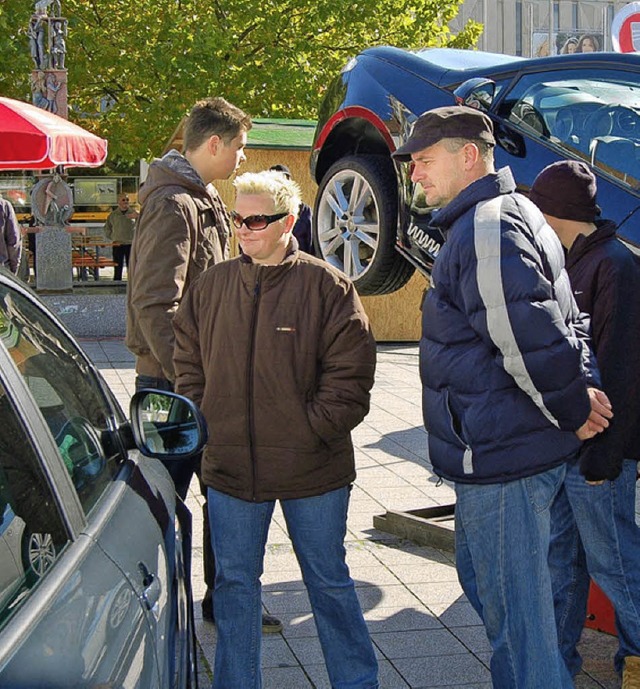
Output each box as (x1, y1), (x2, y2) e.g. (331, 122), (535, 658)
(423, 388), (474, 474)
(192, 230), (217, 270)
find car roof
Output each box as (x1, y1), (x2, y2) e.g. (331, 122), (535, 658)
(360, 45), (640, 83)
(413, 47), (522, 71)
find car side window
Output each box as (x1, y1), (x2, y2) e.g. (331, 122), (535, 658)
(0, 287), (122, 514)
(498, 69), (640, 189)
(0, 378), (69, 629)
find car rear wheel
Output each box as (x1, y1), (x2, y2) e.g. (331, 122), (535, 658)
(313, 155), (414, 295)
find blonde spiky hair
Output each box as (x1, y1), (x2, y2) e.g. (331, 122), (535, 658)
(233, 170), (301, 219)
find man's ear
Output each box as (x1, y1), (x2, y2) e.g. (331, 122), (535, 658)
(463, 142), (481, 169)
(207, 134), (222, 156)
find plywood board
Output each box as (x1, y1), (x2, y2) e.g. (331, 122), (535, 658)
(214, 149), (425, 343)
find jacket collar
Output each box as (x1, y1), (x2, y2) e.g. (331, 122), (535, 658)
(431, 167), (516, 232)
(566, 219), (618, 269)
(161, 149), (205, 187)
(238, 236), (299, 290)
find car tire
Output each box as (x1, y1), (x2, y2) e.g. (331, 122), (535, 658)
(313, 155), (414, 296)
(21, 530), (56, 579)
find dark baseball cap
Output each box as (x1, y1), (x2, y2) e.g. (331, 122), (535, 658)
(392, 105), (496, 162)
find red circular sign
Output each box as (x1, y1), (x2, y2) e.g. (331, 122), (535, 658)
(612, 3), (640, 53)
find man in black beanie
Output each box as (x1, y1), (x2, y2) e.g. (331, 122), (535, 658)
(531, 160), (640, 686)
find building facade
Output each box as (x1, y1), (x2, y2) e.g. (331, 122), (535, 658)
(450, 0), (631, 57)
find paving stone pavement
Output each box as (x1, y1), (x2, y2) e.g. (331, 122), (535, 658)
(81, 338), (622, 689)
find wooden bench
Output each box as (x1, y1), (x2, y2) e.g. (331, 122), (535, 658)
(71, 235), (117, 280)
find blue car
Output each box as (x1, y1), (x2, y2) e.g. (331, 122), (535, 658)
(0, 270), (207, 688)
(311, 47), (640, 294)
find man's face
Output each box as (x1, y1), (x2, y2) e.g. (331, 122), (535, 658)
(410, 140), (468, 209)
(214, 131), (247, 180)
(118, 196), (130, 211)
(234, 193), (290, 265)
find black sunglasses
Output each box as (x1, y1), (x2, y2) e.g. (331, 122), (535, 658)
(230, 211), (287, 231)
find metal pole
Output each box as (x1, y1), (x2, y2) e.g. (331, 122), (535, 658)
(483, 0), (488, 51)
(549, 0), (553, 54)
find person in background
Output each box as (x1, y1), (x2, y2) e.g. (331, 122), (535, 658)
(22, 214), (38, 284)
(577, 33), (600, 52)
(535, 37), (551, 57)
(269, 164), (315, 255)
(173, 170), (378, 689)
(126, 97), (281, 634)
(392, 105), (612, 688)
(0, 197), (22, 275)
(560, 36), (579, 54)
(103, 193), (137, 281)
(530, 160), (640, 687)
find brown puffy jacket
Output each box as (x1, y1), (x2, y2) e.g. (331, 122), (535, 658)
(173, 245), (376, 501)
(126, 152), (230, 381)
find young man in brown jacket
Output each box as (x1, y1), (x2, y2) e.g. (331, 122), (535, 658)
(126, 97), (281, 630)
(173, 170), (379, 689)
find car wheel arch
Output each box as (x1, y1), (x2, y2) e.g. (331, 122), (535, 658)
(314, 113), (393, 184)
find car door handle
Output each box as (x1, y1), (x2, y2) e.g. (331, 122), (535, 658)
(138, 560), (161, 612)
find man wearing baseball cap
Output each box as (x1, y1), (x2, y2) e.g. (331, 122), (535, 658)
(393, 107), (613, 688)
(531, 160), (640, 686)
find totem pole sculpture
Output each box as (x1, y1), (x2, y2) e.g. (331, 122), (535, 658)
(29, 0), (68, 118)
(28, 0), (73, 290)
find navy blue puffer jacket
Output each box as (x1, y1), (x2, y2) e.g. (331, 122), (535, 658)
(421, 167), (599, 484)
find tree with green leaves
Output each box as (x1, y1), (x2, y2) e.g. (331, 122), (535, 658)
(0, 0), (480, 162)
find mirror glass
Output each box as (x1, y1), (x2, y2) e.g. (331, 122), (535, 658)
(134, 391), (204, 457)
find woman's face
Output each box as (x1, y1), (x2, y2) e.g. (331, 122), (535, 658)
(566, 42), (577, 54)
(581, 37), (596, 52)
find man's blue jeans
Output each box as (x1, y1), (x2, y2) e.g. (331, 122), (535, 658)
(549, 458), (640, 675)
(207, 485), (379, 689)
(455, 464), (573, 688)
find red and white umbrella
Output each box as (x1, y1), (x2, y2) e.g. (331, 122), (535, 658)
(0, 96), (108, 170)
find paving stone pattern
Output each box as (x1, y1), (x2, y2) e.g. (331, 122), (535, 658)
(81, 339), (622, 689)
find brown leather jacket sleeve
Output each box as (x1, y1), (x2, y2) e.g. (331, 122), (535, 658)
(307, 280), (376, 441)
(173, 280), (205, 407)
(129, 196), (192, 381)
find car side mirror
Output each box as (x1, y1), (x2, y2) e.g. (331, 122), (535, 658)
(453, 78), (496, 111)
(129, 389), (208, 459)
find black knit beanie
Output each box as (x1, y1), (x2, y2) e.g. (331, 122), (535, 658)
(530, 160), (601, 222)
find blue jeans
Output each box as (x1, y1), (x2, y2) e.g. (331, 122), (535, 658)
(549, 458), (640, 675)
(455, 465), (573, 688)
(207, 485), (379, 689)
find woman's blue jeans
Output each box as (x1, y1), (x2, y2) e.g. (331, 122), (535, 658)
(455, 465), (573, 688)
(207, 485), (379, 689)
(549, 458), (640, 675)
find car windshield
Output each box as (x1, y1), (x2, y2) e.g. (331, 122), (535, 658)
(501, 69), (640, 188)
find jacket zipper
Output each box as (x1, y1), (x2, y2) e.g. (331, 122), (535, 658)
(247, 268), (262, 500)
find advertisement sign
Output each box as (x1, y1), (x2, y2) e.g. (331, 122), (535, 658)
(72, 177), (118, 206)
(612, 2), (640, 53)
